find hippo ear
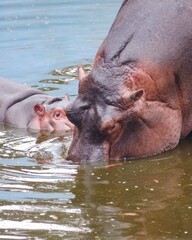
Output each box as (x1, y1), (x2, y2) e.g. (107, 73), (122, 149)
(34, 104), (45, 116)
(64, 94), (70, 101)
(123, 89), (144, 107)
(77, 66), (87, 81)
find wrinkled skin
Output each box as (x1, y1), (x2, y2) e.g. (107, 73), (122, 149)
(66, 0), (192, 161)
(0, 77), (74, 132)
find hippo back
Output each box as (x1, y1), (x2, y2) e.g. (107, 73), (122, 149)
(0, 77), (43, 123)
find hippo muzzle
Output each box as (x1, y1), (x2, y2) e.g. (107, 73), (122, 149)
(66, 102), (111, 161)
(66, 132), (109, 162)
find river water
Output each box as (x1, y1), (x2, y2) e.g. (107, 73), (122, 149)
(0, 0), (192, 239)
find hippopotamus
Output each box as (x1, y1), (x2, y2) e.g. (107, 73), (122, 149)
(0, 77), (74, 132)
(66, 0), (192, 161)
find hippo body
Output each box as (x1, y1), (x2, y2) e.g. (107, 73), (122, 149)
(0, 77), (73, 132)
(66, 0), (192, 161)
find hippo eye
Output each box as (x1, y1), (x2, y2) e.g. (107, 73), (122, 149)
(54, 111), (62, 120)
(80, 104), (90, 111)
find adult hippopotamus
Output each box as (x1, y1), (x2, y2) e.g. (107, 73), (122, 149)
(66, 0), (192, 161)
(0, 77), (74, 132)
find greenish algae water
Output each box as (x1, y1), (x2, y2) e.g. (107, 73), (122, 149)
(0, 1), (192, 239)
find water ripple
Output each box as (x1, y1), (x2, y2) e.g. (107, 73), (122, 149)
(0, 162), (77, 185)
(0, 236), (27, 240)
(0, 128), (72, 160)
(0, 204), (81, 214)
(0, 220), (90, 233)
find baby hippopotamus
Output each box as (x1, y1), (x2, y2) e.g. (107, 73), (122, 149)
(0, 77), (74, 132)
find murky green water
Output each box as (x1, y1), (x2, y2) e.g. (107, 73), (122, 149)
(0, 1), (192, 239)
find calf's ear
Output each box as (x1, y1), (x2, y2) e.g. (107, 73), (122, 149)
(34, 104), (45, 116)
(77, 66), (87, 81)
(123, 89), (144, 107)
(64, 94), (70, 101)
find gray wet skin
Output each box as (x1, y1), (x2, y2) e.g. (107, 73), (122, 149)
(66, 0), (192, 161)
(0, 77), (74, 132)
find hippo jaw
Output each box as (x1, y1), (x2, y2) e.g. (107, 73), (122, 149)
(66, 128), (110, 162)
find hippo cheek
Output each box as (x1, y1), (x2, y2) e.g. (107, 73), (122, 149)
(63, 118), (74, 131)
(39, 119), (55, 132)
(49, 109), (74, 131)
(28, 118), (54, 132)
(28, 116), (54, 132)
(28, 116), (41, 131)
(51, 118), (74, 131)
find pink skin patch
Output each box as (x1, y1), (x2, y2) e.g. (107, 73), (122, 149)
(28, 104), (74, 132)
(34, 104), (45, 116)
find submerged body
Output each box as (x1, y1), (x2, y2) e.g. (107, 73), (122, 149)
(0, 77), (74, 132)
(66, 0), (192, 161)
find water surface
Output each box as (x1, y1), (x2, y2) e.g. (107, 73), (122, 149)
(0, 1), (192, 239)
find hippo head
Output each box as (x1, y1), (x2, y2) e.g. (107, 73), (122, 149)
(28, 96), (74, 132)
(66, 62), (183, 162)
(66, 64), (145, 161)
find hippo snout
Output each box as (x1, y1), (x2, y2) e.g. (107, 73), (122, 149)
(66, 130), (110, 162)
(67, 145), (108, 162)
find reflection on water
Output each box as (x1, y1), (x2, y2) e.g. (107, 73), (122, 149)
(0, 126), (71, 160)
(71, 139), (192, 239)
(0, 0), (192, 239)
(38, 64), (92, 92)
(50, 64), (92, 77)
(0, 126), (192, 239)
(0, 157), (88, 238)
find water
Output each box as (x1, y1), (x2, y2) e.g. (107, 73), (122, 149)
(0, 1), (192, 239)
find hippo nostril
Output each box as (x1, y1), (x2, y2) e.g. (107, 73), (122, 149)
(107, 122), (120, 133)
(65, 108), (83, 129)
(105, 122), (122, 142)
(81, 105), (90, 111)
(108, 124), (116, 134)
(66, 110), (76, 125)
(66, 105), (77, 122)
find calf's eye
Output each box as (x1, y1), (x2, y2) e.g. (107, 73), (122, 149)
(54, 111), (62, 119)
